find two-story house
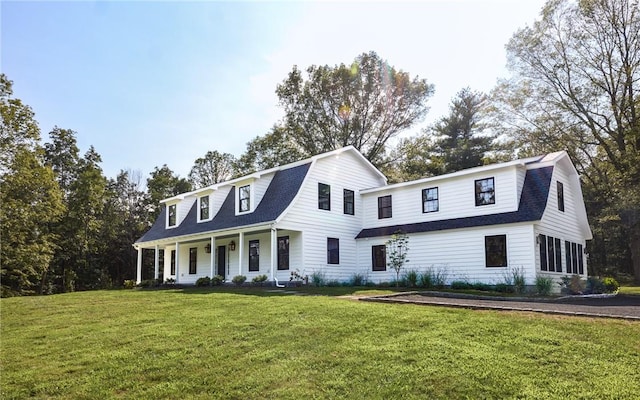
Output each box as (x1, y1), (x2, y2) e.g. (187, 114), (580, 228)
(134, 146), (592, 288)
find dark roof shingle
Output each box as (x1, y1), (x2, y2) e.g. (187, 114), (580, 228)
(136, 163), (310, 243)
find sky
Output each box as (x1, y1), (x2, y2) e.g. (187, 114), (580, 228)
(1, 0), (547, 181)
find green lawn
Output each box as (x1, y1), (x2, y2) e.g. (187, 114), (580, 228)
(620, 285), (640, 296)
(2, 287), (639, 399)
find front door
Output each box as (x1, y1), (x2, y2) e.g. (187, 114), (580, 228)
(217, 245), (226, 278)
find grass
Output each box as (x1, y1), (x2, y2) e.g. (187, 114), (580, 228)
(2, 287), (639, 399)
(619, 285), (640, 296)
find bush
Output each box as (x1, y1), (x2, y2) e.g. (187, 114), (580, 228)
(138, 279), (160, 288)
(559, 275), (585, 294)
(123, 280), (136, 289)
(494, 283), (514, 293)
(586, 276), (606, 294)
(195, 276), (211, 287)
(211, 275), (223, 286)
(349, 273), (367, 286)
(511, 267), (526, 294)
(252, 274), (268, 284)
(404, 269), (419, 288)
(602, 277), (619, 293)
(417, 271), (433, 288)
(450, 281), (472, 290)
(310, 271), (326, 287)
(164, 278), (176, 285)
(471, 282), (492, 292)
(431, 265), (449, 289)
(535, 276), (554, 296)
(232, 275), (246, 286)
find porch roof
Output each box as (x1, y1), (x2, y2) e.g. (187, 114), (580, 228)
(355, 166), (554, 239)
(136, 162), (311, 244)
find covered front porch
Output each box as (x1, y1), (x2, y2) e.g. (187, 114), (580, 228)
(134, 226), (301, 285)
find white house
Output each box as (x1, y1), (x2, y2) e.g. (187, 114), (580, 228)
(134, 146), (592, 288)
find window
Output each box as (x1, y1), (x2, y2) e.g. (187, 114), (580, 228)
(475, 177), (495, 206)
(277, 236), (289, 270)
(249, 240), (259, 271)
(189, 247), (197, 274)
(327, 238), (339, 264)
(343, 189), (355, 215)
(372, 245), (386, 271)
(557, 181), (565, 212)
(239, 185), (250, 212)
(378, 195), (392, 219)
(422, 187), (439, 213)
(168, 204), (177, 227)
(318, 183), (331, 210)
(170, 250), (176, 275)
(485, 235), (507, 267)
(540, 235), (562, 272)
(199, 195), (210, 220)
(565, 240), (584, 274)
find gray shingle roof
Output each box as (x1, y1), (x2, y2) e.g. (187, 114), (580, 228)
(136, 163), (311, 244)
(355, 166), (553, 239)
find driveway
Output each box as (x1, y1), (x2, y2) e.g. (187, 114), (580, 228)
(361, 291), (640, 320)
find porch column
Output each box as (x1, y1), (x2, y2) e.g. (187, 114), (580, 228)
(238, 232), (244, 276)
(154, 245), (160, 280)
(270, 227), (277, 280)
(175, 242), (180, 284)
(136, 247), (142, 284)
(209, 236), (215, 278)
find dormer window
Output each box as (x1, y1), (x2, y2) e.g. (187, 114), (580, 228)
(168, 204), (177, 227)
(475, 177), (495, 206)
(199, 195), (210, 220)
(239, 185), (251, 212)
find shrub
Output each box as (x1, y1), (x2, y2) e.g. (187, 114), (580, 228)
(431, 265), (449, 289)
(602, 277), (619, 293)
(123, 280), (136, 289)
(310, 271), (326, 287)
(494, 283), (514, 293)
(195, 276), (211, 287)
(252, 274), (268, 284)
(403, 269), (419, 288)
(503, 266), (526, 294)
(450, 281), (472, 290)
(559, 275), (585, 295)
(586, 276), (606, 294)
(349, 273), (367, 286)
(417, 271), (433, 289)
(164, 278), (176, 285)
(471, 282), (492, 292)
(138, 279), (160, 288)
(535, 276), (554, 296)
(211, 275), (224, 286)
(231, 275), (246, 286)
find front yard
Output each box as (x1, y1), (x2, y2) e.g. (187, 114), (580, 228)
(2, 287), (639, 399)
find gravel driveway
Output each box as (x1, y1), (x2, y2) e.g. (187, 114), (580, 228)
(361, 291), (640, 320)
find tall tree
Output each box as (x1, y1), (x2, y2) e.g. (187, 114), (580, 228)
(236, 125), (305, 175)
(0, 75), (64, 296)
(492, 0), (640, 281)
(146, 165), (191, 222)
(44, 127), (80, 195)
(274, 51), (434, 165)
(188, 150), (236, 188)
(430, 88), (496, 174)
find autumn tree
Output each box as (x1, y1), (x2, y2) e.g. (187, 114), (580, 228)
(492, 0), (640, 281)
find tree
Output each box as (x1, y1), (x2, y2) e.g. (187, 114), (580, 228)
(273, 51), (434, 166)
(44, 127), (80, 195)
(146, 165), (191, 222)
(430, 88), (496, 174)
(236, 125), (305, 176)
(188, 150), (236, 188)
(0, 74), (40, 173)
(492, 0), (640, 281)
(386, 230), (410, 287)
(0, 74), (65, 296)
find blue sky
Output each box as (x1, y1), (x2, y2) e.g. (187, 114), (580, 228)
(2, 0), (546, 180)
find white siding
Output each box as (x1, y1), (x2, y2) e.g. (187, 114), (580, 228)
(278, 151), (386, 282)
(356, 224), (537, 285)
(362, 166), (520, 229)
(210, 187), (232, 220)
